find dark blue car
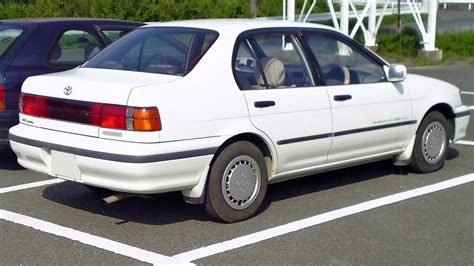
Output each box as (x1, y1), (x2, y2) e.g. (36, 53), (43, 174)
(0, 18), (144, 148)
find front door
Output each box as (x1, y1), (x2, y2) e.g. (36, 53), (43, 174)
(302, 31), (414, 163)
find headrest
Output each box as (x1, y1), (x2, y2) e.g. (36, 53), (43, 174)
(255, 57), (285, 87)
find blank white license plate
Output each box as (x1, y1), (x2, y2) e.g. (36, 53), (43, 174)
(51, 150), (81, 181)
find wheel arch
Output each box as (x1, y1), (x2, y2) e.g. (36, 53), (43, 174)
(394, 102), (455, 166)
(181, 132), (276, 204)
(423, 103), (455, 140)
(210, 132), (275, 180)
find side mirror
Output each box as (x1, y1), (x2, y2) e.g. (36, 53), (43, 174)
(235, 57), (256, 72)
(388, 64), (407, 82)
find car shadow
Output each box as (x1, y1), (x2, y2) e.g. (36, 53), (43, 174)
(42, 155), (421, 225)
(42, 183), (209, 224)
(446, 147), (459, 160)
(261, 147), (459, 211)
(261, 159), (404, 210)
(0, 149), (24, 170)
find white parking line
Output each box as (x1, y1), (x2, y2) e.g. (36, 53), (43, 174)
(0, 209), (191, 265)
(173, 173), (474, 262)
(461, 91), (474, 95)
(0, 179), (64, 194)
(455, 140), (474, 146)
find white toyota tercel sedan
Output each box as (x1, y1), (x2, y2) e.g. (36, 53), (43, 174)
(9, 19), (470, 222)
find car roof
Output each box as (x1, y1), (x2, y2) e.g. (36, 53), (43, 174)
(0, 17), (143, 25)
(145, 18), (334, 33)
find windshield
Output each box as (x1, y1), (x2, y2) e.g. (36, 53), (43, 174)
(0, 25), (25, 59)
(83, 27), (218, 76)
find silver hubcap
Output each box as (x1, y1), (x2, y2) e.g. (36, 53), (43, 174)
(422, 121), (446, 164)
(221, 155), (261, 210)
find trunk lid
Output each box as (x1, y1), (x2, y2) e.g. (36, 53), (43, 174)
(22, 68), (181, 105)
(20, 68), (181, 137)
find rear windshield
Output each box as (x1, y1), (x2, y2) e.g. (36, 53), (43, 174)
(0, 25), (24, 59)
(83, 27), (218, 76)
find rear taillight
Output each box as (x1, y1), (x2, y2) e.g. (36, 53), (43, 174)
(100, 104), (127, 129)
(130, 107), (161, 131)
(0, 84), (4, 110)
(19, 93), (161, 131)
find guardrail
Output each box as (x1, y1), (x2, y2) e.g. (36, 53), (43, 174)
(440, 0), (473, 10)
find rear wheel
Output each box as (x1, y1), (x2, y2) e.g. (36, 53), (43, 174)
(204, 141), (268, 223)
(410, 111), (449, 173)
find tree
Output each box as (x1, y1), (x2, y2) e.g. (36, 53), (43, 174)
(250, 0), (257, 18)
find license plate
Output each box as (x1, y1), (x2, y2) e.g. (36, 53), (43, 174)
(51, 150), (81, 181)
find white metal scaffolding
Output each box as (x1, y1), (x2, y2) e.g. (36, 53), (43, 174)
(282, 0), (448, 52)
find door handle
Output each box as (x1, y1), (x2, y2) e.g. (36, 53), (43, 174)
(334, 95), (352, 101)
(254, 101), (275, 108)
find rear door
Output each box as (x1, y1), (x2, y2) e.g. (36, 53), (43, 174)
(0, 23), (34, 142)
(235, 30), (333, 174)
(302, 30), (414, 163)
(0, 22), (37, 112)
(4, 23), (106, 110)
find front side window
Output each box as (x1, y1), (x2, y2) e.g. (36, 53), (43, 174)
(234, 33), (313, 90)
(84, 27), (218, 76)
(0, 26), (24, 59)
(48, 30), (103, 65)
(304, 33), (386, 86)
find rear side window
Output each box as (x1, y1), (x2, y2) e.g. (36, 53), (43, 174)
(83, 27), (219, 76)
(0, 26), (24, 59)
(48, 30), (103, 65)
(100, 29), (128, 43)
(234, 33), (313, 90)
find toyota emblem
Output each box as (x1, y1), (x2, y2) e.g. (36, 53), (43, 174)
(63, 86), (72, 95)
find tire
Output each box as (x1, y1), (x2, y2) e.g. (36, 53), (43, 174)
(410, 111), (449, 173)
(204, 141), (268, 223)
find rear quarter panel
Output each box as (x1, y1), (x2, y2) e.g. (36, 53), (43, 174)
(127, 30), (253, 141)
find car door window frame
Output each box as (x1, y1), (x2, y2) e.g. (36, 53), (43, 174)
(0, 25), (27, 61)
(46, 27), (106, 68)
(300, 28), (389, 86)
(94, 25), (138, 45)
(232, 28), (321, 91)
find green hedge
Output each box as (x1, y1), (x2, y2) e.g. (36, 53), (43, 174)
(2, 0), (472, 64)
(375, 27), (474, 61)
(0, 0), (329, 21)
(436, 30), (474, 58)
(377, 27), (422, 57)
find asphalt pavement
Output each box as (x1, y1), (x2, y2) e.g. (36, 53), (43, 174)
(0, 64), (473, 265)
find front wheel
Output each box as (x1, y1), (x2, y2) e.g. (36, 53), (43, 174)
(204, 141), (268, 223)
(410, 111), (449, 173)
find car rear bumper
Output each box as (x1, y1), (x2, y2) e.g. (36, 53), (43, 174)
(0, 110), (19, 149)
(453, 106), (470, 142)
(9, 123), (221, 194)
